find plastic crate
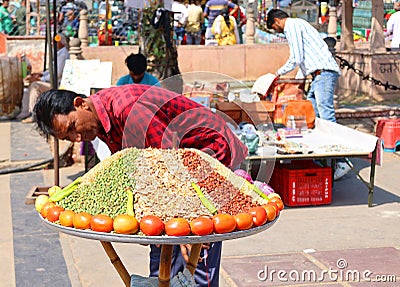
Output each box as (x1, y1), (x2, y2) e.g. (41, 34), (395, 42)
(375, 119), (400, 152)
(270, 161), (332, 207)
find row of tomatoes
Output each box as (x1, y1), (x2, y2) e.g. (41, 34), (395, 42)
(38, 197), (284, 236)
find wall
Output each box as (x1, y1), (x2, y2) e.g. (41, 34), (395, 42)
(0, 34), (45, 73)
(336, 50), (400, 102)
(81, 44), (295, 85)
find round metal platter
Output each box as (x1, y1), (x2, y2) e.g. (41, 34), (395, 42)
(40, 215), (279, 244)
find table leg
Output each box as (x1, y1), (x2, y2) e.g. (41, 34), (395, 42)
(368, 144), (378, 207)
(186, 243), (202, 275)
(100, 241), (131, 287)
(159, 245), (174, 287)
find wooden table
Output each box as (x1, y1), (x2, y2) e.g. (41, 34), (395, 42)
(244, 119), (380, 207)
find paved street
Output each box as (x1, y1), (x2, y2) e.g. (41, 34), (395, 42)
(1, 119), (399, 287)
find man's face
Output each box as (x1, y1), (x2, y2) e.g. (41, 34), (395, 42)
(129, 71), (145, 83)
(51, 98), (99, 142)
(271, 18), (285, 34)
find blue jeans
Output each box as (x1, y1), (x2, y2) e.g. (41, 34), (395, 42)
(307, 70), (339, 123)
(186, 31), (202, 45)
(174, 26), (186, 45)
(149, 242), (222, 287)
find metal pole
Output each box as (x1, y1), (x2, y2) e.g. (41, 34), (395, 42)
(45, 0), (53, 83)
(52, 0), (60, 186)
(53, 0), (58, 88)
(45, 0), (59, 186)
(105, 0), (109, 45)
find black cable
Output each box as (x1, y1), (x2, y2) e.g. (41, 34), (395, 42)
(0, 144), (73, 175)
(0, 157), (54, 175)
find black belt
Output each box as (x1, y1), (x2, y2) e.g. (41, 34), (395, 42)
(311, 69), (336, 79)
(311, 69), (322, 78)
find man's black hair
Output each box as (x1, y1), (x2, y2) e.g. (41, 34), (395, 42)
(33, 89), (87, 139)
(266, 9), (289, 29)
(125, 53), (147, 75)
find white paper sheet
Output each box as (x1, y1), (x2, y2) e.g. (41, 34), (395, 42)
(60, 60), (112, 96)
(298, 118), (379, 153)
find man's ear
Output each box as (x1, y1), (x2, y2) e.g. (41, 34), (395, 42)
(73, 97), (89, 110)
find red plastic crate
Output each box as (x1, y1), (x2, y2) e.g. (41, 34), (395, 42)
(375, 119), (400, 152)
(270, 161), (332, 207)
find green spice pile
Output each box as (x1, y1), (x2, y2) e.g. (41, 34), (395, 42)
(58, 148), (140, 218)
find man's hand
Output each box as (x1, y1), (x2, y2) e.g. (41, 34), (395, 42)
(26, 73), (42, 83)
(180, 243), (211, 263)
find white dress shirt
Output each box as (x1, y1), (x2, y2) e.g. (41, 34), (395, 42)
(277, 18), (340, 78)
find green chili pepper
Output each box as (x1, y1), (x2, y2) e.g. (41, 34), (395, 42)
(50, 177), (82, 202)
(125, 189), (135, 216)
(191, 182), (217, 215)
(244, 180), (269, 201)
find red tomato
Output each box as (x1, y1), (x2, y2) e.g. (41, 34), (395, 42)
(165, 218), (191, 236)
(269, 197), (284, 211)
(73, 212), (92, 230)
(90, 214), (114, 233)
(262, 204), (277, 222)
(190, 216), (214, 236)
(140, 215), (165, 236)
(269, 202), (280, 217)
(212, 213), (236, 234)
(233, 213), (254, 230)
(248, 206), (267, 226)
(59, 210), (75, 227)
(46, 206), (65, 222)
(113, 214), (139, 234)
(40, 202), (56, 218)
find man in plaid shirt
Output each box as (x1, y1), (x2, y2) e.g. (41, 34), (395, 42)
(33, 84), (248, 286)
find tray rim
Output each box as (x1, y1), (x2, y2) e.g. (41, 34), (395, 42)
(39, 214), (279, 244)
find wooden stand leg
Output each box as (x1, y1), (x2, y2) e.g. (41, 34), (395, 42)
(159, 245), (174, 287)
(186, 243), (202, 275)
(100, 241), (131, 287)
(158, 243), (202, 286)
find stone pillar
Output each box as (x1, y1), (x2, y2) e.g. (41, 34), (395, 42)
(339, 0), (355, 51)
(327, 5), (337, 39)
(245, 0), (255, 44)
(69, 38), (83, 60)
(369, 0), (386, 53)
(78, 9), (89, 47)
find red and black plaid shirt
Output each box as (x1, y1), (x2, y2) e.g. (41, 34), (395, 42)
(91, 84), (248, 168)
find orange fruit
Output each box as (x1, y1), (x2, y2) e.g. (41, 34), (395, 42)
(73, 212), (92, 230)
(113, 214), (139, 234)
(59, 210), (75, 227)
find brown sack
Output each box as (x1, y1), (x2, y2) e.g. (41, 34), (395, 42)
(283, 100), (316, 129)
(0, 56), (23, 117)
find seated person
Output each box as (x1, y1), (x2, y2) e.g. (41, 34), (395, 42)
(116, 53), (160, 87)
(18, 33), (70, 123)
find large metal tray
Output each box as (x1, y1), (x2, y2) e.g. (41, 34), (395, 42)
(40, 215), (279, 244)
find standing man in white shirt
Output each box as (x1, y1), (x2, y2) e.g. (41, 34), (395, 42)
(385, 2), (400, 49)
(267, 9), (351, 180)
(267, 9), (340, 122)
